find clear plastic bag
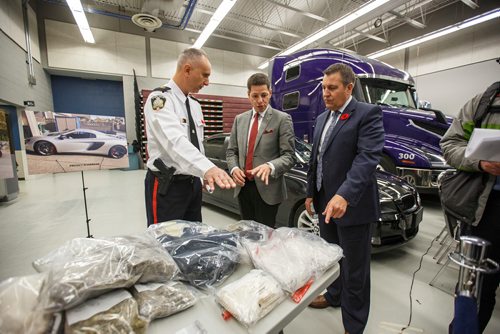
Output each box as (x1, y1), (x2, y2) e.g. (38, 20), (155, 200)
(112, 235), (180, 283)
(174, 320), (207, 334)
(226, 220), (273, 242)
(226, 220), (274, 265)
(0, 273), (58, 334)
(215, 269), (286, 327)
(33, 234), (179, 311)
(131, 281), (197, 320)
(160, 231), (241, 289)
(244, 227), (343, 293)
(65, 289), (148, 334)
(146, 220), (218, 244)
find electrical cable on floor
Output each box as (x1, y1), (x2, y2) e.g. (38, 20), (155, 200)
(399, 234), (438, 332)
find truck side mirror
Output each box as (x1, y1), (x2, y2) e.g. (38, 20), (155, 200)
(419, 100), (432, 109)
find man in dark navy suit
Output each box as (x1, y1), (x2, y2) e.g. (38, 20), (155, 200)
(306, 63), (384, 334)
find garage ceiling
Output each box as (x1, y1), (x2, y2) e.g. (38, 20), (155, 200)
(39, 0), (495, 59)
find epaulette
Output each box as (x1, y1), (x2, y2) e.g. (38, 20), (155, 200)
(189, 95), (200, 103)
(153, 86), (171, 93)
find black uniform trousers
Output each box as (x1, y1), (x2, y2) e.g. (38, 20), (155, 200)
(145, 170), (202, 226)
(316, 186), (372, 334)
(462, 189), (500, 333)
(237, 180), (280, 228)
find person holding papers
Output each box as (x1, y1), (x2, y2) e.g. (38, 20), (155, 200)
(440, 82), (500, 333)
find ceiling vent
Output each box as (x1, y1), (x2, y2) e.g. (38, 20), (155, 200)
(131, 13), (163, 32)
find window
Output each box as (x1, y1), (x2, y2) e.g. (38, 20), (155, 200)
(360, 78), (416, 109)
(67, 131), (96, 139)
(285, 65), (300, 81)
(283, 92), (300, 110)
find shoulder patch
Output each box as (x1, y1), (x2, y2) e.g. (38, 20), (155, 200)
(153, 86), (171, 93)
(151, 95), (166, 111)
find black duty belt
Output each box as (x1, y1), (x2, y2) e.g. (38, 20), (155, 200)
(171, 174), (195, 182)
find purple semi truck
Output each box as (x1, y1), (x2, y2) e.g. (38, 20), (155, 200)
(269, 48), (452, 193)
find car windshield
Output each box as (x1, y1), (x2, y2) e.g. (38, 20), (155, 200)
(295, 138), (312, 164)
(360, 78), (416, 109)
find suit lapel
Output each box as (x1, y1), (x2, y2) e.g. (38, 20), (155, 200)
(313, 111), (329, 156)
(254, 107), (273, 149)
(323, 98), (357, 152)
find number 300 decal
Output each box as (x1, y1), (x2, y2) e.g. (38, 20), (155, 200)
(398, 153), (415, 160)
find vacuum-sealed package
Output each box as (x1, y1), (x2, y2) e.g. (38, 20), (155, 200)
(131, 281), (197, 320)
(0, 273), (60, 334)
(215, 269), (285, 327)
(244, 227), (343, 293)
(65, 289), (148, 334)
(33, 234), (179, 311)
(160, 231), (241, 288)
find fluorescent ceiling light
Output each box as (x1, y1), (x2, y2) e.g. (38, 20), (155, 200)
(66, 0), (95, 43)
(258, 0), (390, 69)
(368, 8), (500, 59)
(193, 0), (238, 49)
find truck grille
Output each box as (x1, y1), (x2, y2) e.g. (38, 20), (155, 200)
(395, 194), (416, 212)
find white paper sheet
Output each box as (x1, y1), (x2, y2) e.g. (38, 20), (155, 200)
(465, 128), (500, 162)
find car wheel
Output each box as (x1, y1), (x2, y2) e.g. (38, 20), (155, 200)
(108, 145), (127, 159)
(292, 203), (320, 236)
(35, 141), (56, 156)
(377, 153), (397, 174)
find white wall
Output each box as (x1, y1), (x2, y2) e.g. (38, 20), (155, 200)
(45, 21), (265, 142)
(378, 19), (500, 116)
(45, 20), (266, 89)
(0, 0), (41, 62)
(45, 20), (147, 76)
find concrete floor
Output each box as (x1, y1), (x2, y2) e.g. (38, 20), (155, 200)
(0, 169), (498, 333)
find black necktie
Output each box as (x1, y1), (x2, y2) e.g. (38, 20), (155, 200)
(185, 97), (200, 151)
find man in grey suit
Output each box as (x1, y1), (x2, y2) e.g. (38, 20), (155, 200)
(226, 73), (296, 227)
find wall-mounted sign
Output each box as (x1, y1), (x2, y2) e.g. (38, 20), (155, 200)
(24, 101), (35, 107)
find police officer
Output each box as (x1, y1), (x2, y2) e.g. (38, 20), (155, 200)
(144, 48), (235, 226)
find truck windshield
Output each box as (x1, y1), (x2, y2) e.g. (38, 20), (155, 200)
(360, 78), (416, 109)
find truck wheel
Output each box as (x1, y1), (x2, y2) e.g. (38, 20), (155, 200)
(377, 154), (397, 174)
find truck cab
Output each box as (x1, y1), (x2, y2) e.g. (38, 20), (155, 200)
(270, 48), (452, 193)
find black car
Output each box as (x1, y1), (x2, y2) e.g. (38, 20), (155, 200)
(202, 134), (423, 252)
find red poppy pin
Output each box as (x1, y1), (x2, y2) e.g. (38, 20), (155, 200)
(201, 119), (206, 125)
(340, 113), (350, 121)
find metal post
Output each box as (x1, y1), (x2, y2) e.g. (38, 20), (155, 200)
(81, 171), (93, 238)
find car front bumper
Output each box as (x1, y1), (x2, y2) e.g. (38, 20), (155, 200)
(372, 206), (423, 252)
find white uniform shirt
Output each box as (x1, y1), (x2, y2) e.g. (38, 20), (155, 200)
(145, 80), (214, 177)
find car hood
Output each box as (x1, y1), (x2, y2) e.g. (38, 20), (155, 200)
(287, 162), (416, 200)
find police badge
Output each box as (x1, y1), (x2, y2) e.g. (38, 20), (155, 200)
(151, 96), (166, 111)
